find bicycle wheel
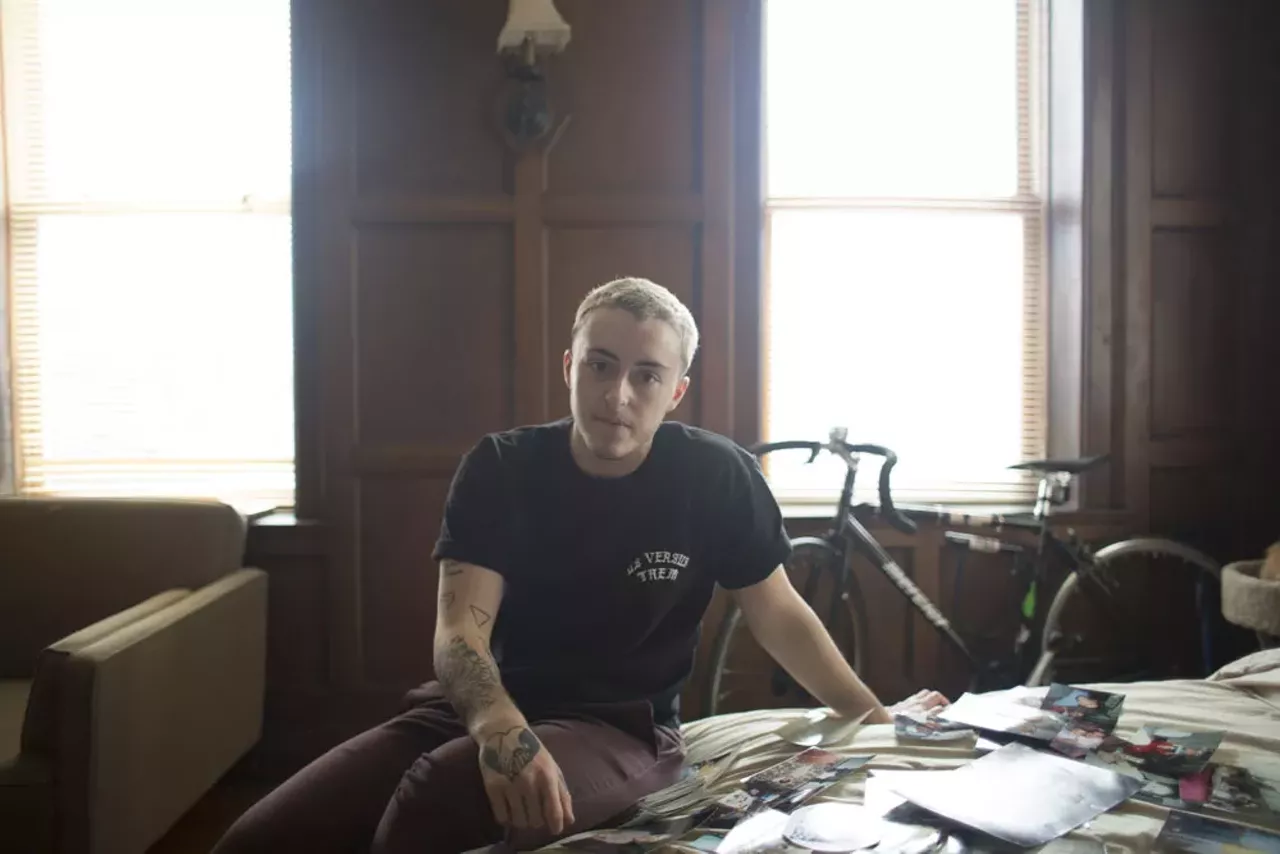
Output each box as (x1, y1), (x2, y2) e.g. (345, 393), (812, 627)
(702, 536), (869, 717)
(1029, 537), (1220, 686)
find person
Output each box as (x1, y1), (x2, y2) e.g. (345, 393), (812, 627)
(212, 277), (946, 854)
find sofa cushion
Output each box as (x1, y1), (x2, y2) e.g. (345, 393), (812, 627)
(0, 497), (245, 676)
(0, 680), (32, 764)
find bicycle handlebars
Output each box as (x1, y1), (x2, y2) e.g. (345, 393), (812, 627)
(750, 436), (918, 535)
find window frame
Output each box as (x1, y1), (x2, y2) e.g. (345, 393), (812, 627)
(758, 0), (1087, 511)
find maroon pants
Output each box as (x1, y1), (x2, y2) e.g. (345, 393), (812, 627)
(212, 682), (685, 854)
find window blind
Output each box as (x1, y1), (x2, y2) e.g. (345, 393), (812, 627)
(762, 0), (1047, 506)
(1, 0), (295, 511)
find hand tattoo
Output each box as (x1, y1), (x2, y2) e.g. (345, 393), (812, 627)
(470, 605), (491, 628)
(434, 635), (499, 720)
(442, 560), (465, 577)
(441, 591), (456, 611)
(481, 726), (542, 779)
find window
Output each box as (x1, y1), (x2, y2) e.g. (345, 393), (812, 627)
(763, 0), (1048, 506)
(1, 0), (294, 511)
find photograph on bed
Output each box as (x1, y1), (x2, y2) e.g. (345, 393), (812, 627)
(1041, 684), (1125, 734)
(1123, 726), (1224, 778)
(895, 708), (975, 743)
(1128, 763), (1280, 825)
(1155, 811), (1280, 854)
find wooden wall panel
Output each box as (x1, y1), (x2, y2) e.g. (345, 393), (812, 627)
(1119, 0), (1238, 553)
(355, 225), (514, 447)
(546, 226), (702, 422)
(1227, 0), (1280, 558)
(1151, 0), (1227, 198)
(1150, 465), (1229, 554)
(358, 479), (451, 685)
(548, 0), (700, 193)
(1149, 229), (1229, 438)
(293, 0), (744, 705)
(352, 2), (509, 197)
(273, 0), (1280, 762)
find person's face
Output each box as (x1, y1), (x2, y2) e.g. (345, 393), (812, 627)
(564, 308), (689, 473)
(1078, 696), (1100, 710)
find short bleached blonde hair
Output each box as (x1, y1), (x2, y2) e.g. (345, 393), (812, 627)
(571, 277), (699, 373)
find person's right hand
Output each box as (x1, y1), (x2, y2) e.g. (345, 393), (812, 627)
(477, 724), (576, 835)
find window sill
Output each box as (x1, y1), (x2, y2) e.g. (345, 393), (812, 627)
(245, 508), (326, 559)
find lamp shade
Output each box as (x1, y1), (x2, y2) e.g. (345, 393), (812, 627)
(498, 0), (571, 53)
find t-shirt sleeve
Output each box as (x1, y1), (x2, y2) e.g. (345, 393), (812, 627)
(431, 436), (513, 576)
(712, 446), (793, 590)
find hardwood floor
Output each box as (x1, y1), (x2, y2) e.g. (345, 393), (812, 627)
(146, 781), (270, 854)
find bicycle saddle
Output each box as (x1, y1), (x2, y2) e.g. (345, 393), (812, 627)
(1009, 454), (1110, 475)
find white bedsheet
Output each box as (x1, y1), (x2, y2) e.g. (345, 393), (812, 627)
(679, 650), (1280, 852)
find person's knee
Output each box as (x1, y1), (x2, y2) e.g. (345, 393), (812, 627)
(372, 751), (499, 854)
(209, 813), (273, 854)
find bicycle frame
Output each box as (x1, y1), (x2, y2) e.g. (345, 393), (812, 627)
(764, 430), (1113, 690)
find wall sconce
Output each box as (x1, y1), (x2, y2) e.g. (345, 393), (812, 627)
(495, 0), (571, 153)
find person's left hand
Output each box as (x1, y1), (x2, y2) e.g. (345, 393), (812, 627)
(888, 689), (950, 718)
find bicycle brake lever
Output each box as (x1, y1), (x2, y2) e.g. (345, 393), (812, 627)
(806, 447), (820, 464)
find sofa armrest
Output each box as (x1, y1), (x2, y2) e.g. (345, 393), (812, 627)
(59, 568), (268, 854)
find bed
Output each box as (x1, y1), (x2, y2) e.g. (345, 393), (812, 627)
(677, 650), (1280, 851)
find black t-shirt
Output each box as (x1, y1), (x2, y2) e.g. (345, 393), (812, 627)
(432, 418), (792, 725)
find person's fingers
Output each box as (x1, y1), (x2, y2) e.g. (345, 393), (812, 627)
(542, 773), (565, 835)
(486, 781), (510, 826)
(558, 772), (576, 829)
(524, 776), (545, 830)
(506, 787), (528, 829)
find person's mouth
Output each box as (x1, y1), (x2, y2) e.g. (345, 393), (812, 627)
(595, 416), (630, 429)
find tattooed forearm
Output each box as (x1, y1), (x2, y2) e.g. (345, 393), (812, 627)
(481, 726), (543, 779)
(470, 605), (491, 628)
(434, 635), (501, 722)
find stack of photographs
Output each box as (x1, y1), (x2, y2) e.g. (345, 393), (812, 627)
(741, 748), (874, 813)
(629, 749), (746, 822)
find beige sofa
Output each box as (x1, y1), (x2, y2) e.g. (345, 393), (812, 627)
(0, 497), (268, 854)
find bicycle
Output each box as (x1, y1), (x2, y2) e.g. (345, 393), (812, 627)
(703, 428), (1222, 717)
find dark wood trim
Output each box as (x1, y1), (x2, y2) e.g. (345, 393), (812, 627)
(1148, 436), (1229, 468)
(352, 195), (515, 224)
(543, 194), (703, 225)
(1082, 0), (1121, 509)
(1149, 198), (1227, 228)
(513, 152), (551, 425)
(349, 193), (704, 226)
(290, 0), (324, 520)
(1122, 0), (1153, 524)
(246, 513), (327, 558)
(732, 0), (764, 446)
(310, 0), (363, 688)
(350, 443), (474, 477)
(697, 0), (736, 437)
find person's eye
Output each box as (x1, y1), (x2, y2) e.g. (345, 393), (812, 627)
(641, 372), (661, 385)
(587, 360), (608, 374)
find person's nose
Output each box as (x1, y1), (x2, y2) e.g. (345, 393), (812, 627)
(602, 375), (633, 409)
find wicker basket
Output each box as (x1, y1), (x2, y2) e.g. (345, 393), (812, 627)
(1221, 560), (1280, 648)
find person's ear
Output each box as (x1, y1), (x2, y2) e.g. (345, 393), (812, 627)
(563, 349), (573, 389)
(667, 375), (691, 412)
